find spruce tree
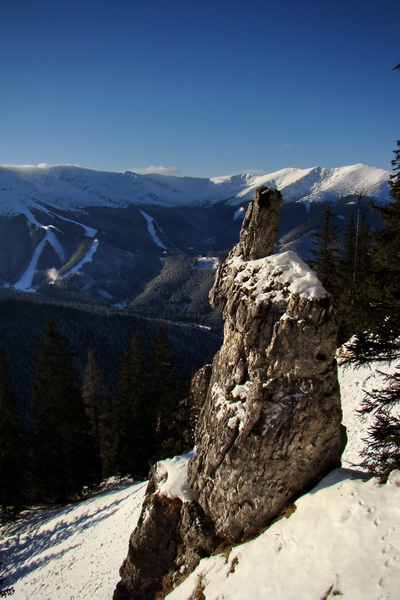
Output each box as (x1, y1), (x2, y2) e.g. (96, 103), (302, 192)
(111, 332), (150, 478)
(30, 321), (98, 502)
(0, 347), (26, 510)
(309, 206), (340, 296)
(148, 326), (190, 459)
(345, 140), (400, 479)
(81, 347), (105, 472)
(337, 199), (373, 341)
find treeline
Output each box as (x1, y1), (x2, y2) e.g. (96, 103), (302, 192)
(308, 197), (375, 344)
(310, 137), (400, 480)
(0, 297), (221, 410)
(0, 319), (206, 510)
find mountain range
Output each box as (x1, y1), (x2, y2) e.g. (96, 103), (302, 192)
(0, 163), (391, 325)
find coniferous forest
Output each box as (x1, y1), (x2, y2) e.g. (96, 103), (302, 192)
(310, 137), (400, 481)
(0, 305), (219, 510)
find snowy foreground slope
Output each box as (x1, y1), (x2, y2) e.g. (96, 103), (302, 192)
(0, 482), (148, 600)
(1, 361), (400, 600)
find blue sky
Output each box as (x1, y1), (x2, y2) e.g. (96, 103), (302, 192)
(1, 0), (399, 177)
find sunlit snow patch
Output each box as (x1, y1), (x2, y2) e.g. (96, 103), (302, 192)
(195, 256), (219, 270)
(139, 210), (168, 250)
(233, 206), (246, 221)
(230, 251), (327, 302)
(62, 239), (99, 277)
(155, 451), (198, 502)
(212, 381), (252, 432)
(166, 469), (400, 600)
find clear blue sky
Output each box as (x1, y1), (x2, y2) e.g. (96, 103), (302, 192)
(1, 0), (399, 177)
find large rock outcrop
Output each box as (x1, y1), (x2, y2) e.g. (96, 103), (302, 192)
(114, 186), (346, 600)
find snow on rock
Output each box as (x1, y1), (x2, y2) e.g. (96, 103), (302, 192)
(229, 251), (328, 302)
(155, 451), (198, 503)
(164, 361), (400, 600)
(0, 481), (147, 600)
(166, 469), (400, 600)
(212, 381), (251, 432)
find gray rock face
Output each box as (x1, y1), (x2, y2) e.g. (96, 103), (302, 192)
(235, 186), (282, 260)
(188, 187), (346, 543)
(114, 471), (183, 600)
(114, 186), (346, 599)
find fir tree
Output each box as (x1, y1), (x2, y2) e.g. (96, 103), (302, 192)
(345, 139), (400, 479)
(30, 321), (99, 502)
(111, 332), (150, 478)
(148, 326), (190, 459)
(309, 206), (340, 296)
(0, 347), (26, 510)
(81, 347), (105, 472)
(337, 198), (373, 341)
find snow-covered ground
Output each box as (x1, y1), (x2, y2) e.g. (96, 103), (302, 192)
(1, 360), (400, 599)
(0, 481), (147, 600)
(166, 359), (400, 600)
(167, 469), (400, 600)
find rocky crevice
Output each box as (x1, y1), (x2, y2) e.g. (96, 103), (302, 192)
(114, 186), (346, 599)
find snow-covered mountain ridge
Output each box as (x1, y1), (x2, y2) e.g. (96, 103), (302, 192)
(0, 162), (391, 320)
(0, 163), (390, 215)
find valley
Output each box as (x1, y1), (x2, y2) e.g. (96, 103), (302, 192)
(0, 163), (391, 326)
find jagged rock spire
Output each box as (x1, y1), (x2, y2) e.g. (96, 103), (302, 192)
(114, 186), (346, 600)
(236, 186), (283, 260)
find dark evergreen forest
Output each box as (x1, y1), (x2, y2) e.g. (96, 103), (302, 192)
(0, 300), (221, 508)
(310, 136), (400, 481)
(0, 298), (221, 410)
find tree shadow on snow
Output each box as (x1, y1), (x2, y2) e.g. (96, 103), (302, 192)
(0, 481), (147, 585)
(309, 467), (370, 494)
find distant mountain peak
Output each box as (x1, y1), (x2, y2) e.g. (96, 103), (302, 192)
(0, 163), (391, 216)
